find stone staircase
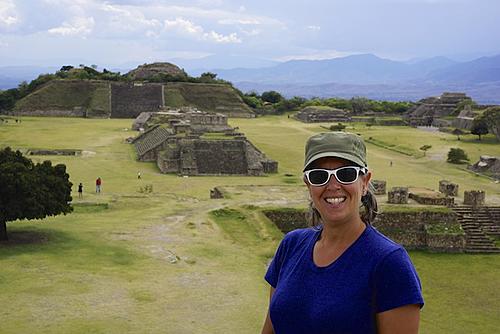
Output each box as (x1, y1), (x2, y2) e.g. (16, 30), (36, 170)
(451, 206), (500, 253)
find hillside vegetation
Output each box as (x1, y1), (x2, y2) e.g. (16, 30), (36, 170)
(163, 82), (254, 117)
(14, 80), (110, 116)
(0, 116), (498, 333)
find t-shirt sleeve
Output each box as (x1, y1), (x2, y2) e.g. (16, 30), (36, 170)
(264, 234), (290, 288)
(374, 248), (424, 313)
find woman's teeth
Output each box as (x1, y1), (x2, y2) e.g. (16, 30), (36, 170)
(325, 197), (346, 205)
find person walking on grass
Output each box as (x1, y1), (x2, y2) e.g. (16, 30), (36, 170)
(261, 132), (424, 334)
(95, 177), (102, 193)
(78, 182), (83, 198)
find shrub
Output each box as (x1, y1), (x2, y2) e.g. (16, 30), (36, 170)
(447, 148), (469, 164)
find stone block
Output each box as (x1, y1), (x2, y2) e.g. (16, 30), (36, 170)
(387, 187), (409, 204)
(372, 180), (386, 195)
(463, 190), (485, 207)
(210, 187), (224, 199)
(439, 180), (459, 197)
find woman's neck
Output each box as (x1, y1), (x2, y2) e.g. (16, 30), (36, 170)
(318, 219), (366, 247)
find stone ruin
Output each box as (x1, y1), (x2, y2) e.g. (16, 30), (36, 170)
(371, 180), (387, 195)
(451, 105), (476, 130)
(405, 92), (472, 127)
(132, 108), (232, 133)
(131, 109), (278, 176)
(409, 188), (454, 206)
(439, 180), (459, 197)
(27, 149), (82, 156)
(468, 156), (500, 180)
(111, 82), (163, 119)
(210, 187), (224, 199)
(387, 187), (409, 204)
(294, 106), (352, 123)
(464, 190), (485, 207)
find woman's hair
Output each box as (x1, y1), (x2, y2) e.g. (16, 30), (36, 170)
(306, 181), (379, 227)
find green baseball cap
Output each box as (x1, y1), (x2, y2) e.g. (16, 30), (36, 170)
(303, 132), (367, 171)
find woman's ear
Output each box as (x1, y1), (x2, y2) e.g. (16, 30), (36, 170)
(363, 171), (372, 190)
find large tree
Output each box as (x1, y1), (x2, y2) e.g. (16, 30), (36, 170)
(470, 118), (489, 141)
(479, 106), (500, 141)
(0, 147), (73, 240)
(261, 90), (283, 104)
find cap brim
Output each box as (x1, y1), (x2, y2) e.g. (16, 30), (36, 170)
(303, 152), (365, 171)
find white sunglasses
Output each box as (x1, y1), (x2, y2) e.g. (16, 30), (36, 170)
(304, 166), (368, 186)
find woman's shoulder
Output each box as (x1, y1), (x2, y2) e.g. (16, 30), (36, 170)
(363, 225), (406, 258)
(281, 227), (318, 248)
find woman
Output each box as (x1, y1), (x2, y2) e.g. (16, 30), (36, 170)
(262, 132), (423, 334)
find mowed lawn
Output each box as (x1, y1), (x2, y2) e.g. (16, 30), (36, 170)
(0, 115), (499, 333)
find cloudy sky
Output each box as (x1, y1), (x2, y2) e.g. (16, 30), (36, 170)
(1, 0), (499, 69)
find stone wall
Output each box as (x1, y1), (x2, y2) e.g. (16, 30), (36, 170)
(263, 208), (465, 252)
(408, 193), (454, 206)
(12, 108), (86, 117)
(374, 210), (464, 251)
(262, 209), (308, 233)
(425, 233), (466, 252)
(191, 140), (249, 175)
(294, 106), (351, 123)
(111, 83), (163, 118)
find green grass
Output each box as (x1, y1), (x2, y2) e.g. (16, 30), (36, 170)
(14, 80), (110, 113)
(425, 223), (464, 234)
(0, 115), (499, 333)
(163, 82), (253, 116)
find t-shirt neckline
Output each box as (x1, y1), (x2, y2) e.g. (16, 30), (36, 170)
(309, 224), (372, 271)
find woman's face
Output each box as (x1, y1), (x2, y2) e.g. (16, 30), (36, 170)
(305, 157), (371, 227)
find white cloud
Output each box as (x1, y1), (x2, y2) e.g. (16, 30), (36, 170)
(164, 17), (241, 43)
(48, 16), (95, 36)
(307, 25), (321, 31)
(241, 28), (261, 36)
(218, 18), (261, 25)
(0, 0), (20, 29)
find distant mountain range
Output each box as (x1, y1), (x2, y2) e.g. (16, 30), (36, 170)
(2, 54), (500, 103)
(211, 54), (500, 103)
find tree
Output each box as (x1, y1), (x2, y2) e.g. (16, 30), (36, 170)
(447, 148), (469, 164)
(350, 97), (370, 114)
(479, 106), (500, 141)
(200, 72), (217, 81)
(451, 128), (466, 140)
(60, 65), (74, 72)
(470, 118), (489, 141)
(261, 91), (283, 104)
(419, 145), (432, 157)
(0, 147), (73, 241)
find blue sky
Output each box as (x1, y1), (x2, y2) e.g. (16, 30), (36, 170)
(1, 0), (499, 68)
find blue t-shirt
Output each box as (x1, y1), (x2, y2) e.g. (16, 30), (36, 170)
(265, 225), (424, 334)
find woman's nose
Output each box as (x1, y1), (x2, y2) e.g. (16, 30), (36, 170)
(325, 174), (342, 189)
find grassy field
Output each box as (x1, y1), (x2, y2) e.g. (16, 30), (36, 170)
(0, 115), (499, 333)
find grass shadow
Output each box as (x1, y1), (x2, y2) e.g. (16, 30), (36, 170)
(0, 228), (77, 257)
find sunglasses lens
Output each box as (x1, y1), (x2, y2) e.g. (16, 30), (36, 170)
(308, 170), (329, 185)
(336, 167), (358, 183)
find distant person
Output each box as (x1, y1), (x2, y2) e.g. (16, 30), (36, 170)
(95, 177), (102, 193)
(390, 160), (393, 167)
(137, 171), (141, 179)
(261, 132), (423, 334)
(78, 182), (83, 198)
